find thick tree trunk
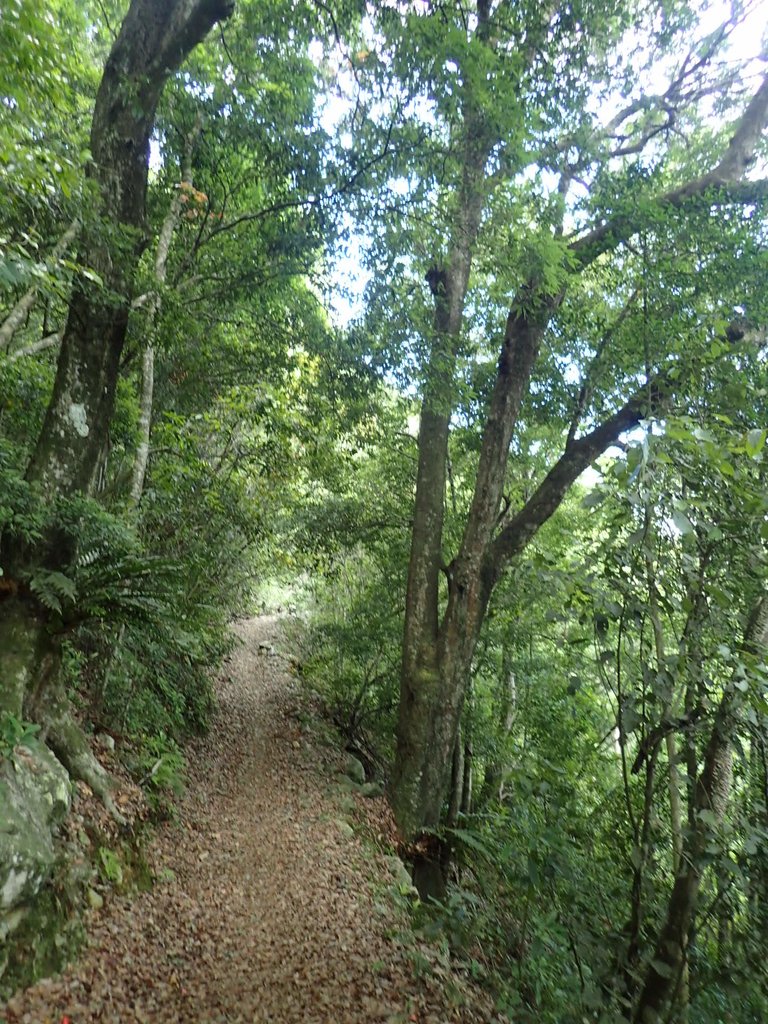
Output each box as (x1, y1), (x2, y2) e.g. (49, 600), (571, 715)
(391, 119), (493, 843)
(391, 16), (768, 902)
(1, 0), (233, 809)
(0, 597), (121, 813)
(0, 598), (57, 718)
(393, 297), (564, 851)
(26, 0), (233, 499)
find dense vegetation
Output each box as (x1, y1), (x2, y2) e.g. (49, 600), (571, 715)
(1, 0), (768, 1020)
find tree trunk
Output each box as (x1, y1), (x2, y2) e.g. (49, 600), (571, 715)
(482, 668), (517, 804)
(0, 598), (122, 812)
(447, 726), (464, 828)
(632, 593), (768, 1023)
(391, 101), (494, 844)
(131, 343), (156, 506)
(392, 296), (560, 847)
(391, 15), (768, 902)
(0, 597), (56, 718)
(644, 536), (685, 874)
(460, 737), (473, 815)
(130, 114), (202, 507)
(26, 0), (233, 500)
(1, 0), (233, 807)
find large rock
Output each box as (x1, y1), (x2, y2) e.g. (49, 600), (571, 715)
(343, 754), (366, 785)
(0, 739), (71, 917)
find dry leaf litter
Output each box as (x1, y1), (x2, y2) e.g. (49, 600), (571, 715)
(2, 617), (503, 1024)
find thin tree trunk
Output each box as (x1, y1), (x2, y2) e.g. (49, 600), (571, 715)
(481, 667), (517, 804)
(632, 593), (768, 1024)
(460, 738), (473, 815)
(130, 344), (156, 505)
(447, 726), (464, 829)
(130, 114), (202, 506)
(644, 535), (685, 874)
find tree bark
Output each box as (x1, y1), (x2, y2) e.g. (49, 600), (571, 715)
(391, 58), (768, 895)
(25, 0), (234, 500)
(391, 27), (496, 841)
(0, 597), (57, 718)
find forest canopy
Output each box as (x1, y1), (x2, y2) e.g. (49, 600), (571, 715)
(1, 0), (768, 1020)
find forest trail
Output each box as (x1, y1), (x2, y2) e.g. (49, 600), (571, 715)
(3, 617), (498, 1024)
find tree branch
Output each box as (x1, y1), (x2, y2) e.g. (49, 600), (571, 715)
(4, 331), (63, 363)
(570, 70), (768, 266)
(488, 376), (668, 581)
(0, 219), (79, 352)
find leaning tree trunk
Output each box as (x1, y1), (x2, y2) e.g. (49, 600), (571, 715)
(130, 113), (203, 507)
(26, 0), (234, 500)
(481, 665), (517, 805)
(0, 0), (234, 803)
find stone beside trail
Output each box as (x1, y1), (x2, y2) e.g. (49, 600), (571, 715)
(2, 617), (501, 1024)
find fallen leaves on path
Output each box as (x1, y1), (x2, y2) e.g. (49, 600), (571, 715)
(2, 617), (503, 1024)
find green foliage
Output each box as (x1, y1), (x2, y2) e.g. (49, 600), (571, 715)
(127, 733), (186, 819)
(97, 846), (123, 886)
(1, 0), (768, 1019)
(302, 546), (404, 760)
(0, 711), (41, 758)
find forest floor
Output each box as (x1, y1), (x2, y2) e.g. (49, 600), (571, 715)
(2, 616), (502, 1024)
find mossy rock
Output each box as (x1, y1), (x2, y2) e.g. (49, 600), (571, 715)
(359, 781), (384, 798)
(384, 855), (417, 896)
(343, 754), (366, 785)
(0, 884), (85, 999)
(0, 740), (71, 912)
(334, 818), (355, 839)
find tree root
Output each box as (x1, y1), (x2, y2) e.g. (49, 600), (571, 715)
(37, 687), (126, 825)
(2, 599), (125, 823)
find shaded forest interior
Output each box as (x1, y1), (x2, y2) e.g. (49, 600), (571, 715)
(2, 1), (768, 1021)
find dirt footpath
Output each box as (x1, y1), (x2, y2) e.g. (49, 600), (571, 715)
(2, 617), (500, 1024)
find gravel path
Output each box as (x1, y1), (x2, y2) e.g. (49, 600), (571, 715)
(2, 617), (500, 1024)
